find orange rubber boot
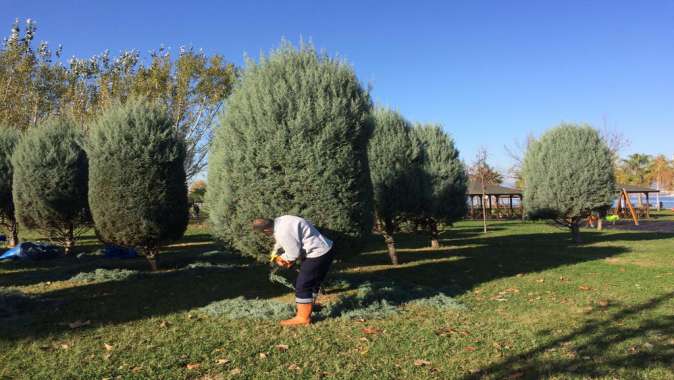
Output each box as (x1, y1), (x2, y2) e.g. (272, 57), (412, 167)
(280, 303), (312, 326)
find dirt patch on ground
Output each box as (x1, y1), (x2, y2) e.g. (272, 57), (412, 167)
(602, 220), (674, 233)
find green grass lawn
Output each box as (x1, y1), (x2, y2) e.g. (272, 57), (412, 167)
(1, 218), (673, 379)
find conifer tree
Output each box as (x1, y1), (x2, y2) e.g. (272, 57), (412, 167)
(208, 42), (373, 260)
(12, 119), (89, 253)
(87, 99), (189, 269)
(412, 124), (468, 247)
(368, 108), (420, 265)
(0, 128), (20, 246)
(522, 124), (615, 243)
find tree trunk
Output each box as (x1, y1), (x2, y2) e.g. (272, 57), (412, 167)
(571, 222), (582, 243)
(145, 247), (159, 271)
(429, 219), (440, 248)
(597, 217), (603, 231)
(8, 220), (18, 247)
(383, 232), (399, 265)
(656, 191), (660, 211)
(481, 192), (487, 233)
(64, 225), (75, 255)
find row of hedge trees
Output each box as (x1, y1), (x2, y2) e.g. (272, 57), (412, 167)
(0, 41), (616, 267)
(207, 43), (617, 259)
(207, 43), (468, 265)
(0, 99), (189, 269)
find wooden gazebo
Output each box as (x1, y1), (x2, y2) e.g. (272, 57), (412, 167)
(467, 181), (523, 219)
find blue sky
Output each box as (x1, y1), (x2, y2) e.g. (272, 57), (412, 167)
(5, 1), (674, 180)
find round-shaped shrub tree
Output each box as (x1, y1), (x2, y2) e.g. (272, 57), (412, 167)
(368, 108), (420, 264)
(87, 98), (189, 269)
(12, 119), (89, 253)
(208, 42), (373, 260)
(411, 124), (468, 248)
(522, 124), (615, 242)
(0, 128), (20, 246)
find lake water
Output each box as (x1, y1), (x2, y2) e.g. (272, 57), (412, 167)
(471, 195), (674, 209)
(639, 195), (674, 209)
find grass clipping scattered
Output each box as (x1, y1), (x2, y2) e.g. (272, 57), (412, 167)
(182, 262), (247, 270)
(197, 279), (462, 320)
(70, 268), (140, 282)
(318, 281), (464, 320)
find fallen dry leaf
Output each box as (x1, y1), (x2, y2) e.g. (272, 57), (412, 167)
(578, 285), (592, 291)
(259, 352), (267, 359)
(597, 300), (609, 308)
(229, 368), (241, 376)
(362, 327), (382, 335)
(198, 375), (225, 380)
(131, 366), (142, 373)
(536, 278), (545, 283)
(60, 343), (70, 350)
(464, 346), (478, 352)
(275, 344), (289, 351)
(68, 320), (91, 329)
(186, 363), (201, 370)
(215, 358), (230, 365)
(414, 359), (432, 366)
(436, 327), (470, 337)
(159, 320), (170, 328)
(103, 343), (113, 351)
(287, 363), (301, 371)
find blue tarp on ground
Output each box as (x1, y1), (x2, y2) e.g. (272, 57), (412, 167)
(101, 245), (138, 259)
(0, 242), (61, 261)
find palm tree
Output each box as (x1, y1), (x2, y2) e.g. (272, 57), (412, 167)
(619, 153), (652, 186)
(647, 155), (674, 210)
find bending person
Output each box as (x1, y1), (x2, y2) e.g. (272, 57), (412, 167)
(253, 215), (334, 326)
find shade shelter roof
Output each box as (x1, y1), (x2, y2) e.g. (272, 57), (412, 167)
(618, 184), (660, 194)
(467, 181), (522, 196)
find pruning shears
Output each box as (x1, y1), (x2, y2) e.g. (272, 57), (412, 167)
(270, 249), (280, 264)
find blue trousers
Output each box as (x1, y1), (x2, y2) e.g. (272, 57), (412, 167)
(295, 249), (335, 304)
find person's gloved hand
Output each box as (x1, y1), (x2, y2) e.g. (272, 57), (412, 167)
(274, 256), (293, 268)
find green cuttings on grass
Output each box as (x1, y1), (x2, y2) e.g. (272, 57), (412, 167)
(269, 267), (295, 290)
(70, 268), (140, 282)
(408, 293), (464, 309)
(198, 297), (294, 319)
(193, 279), (462, 321)
(318, 281), (463, 320)
(182, 261), (246, 270)
(200, 250), (228, 258)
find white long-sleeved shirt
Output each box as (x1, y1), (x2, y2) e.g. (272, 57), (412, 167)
(273, 215), (333, 261)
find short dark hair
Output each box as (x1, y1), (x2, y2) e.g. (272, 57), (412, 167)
(252, 218), (274, 232)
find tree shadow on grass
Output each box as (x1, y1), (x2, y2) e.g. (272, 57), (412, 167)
(335, 241), (629, 299)
(336, 228), (673, 297)
(2, 224), (671, 341)
(459, 292), (674, 379)
(0, 259), (290, 340)
(0, 234), (225, 288)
